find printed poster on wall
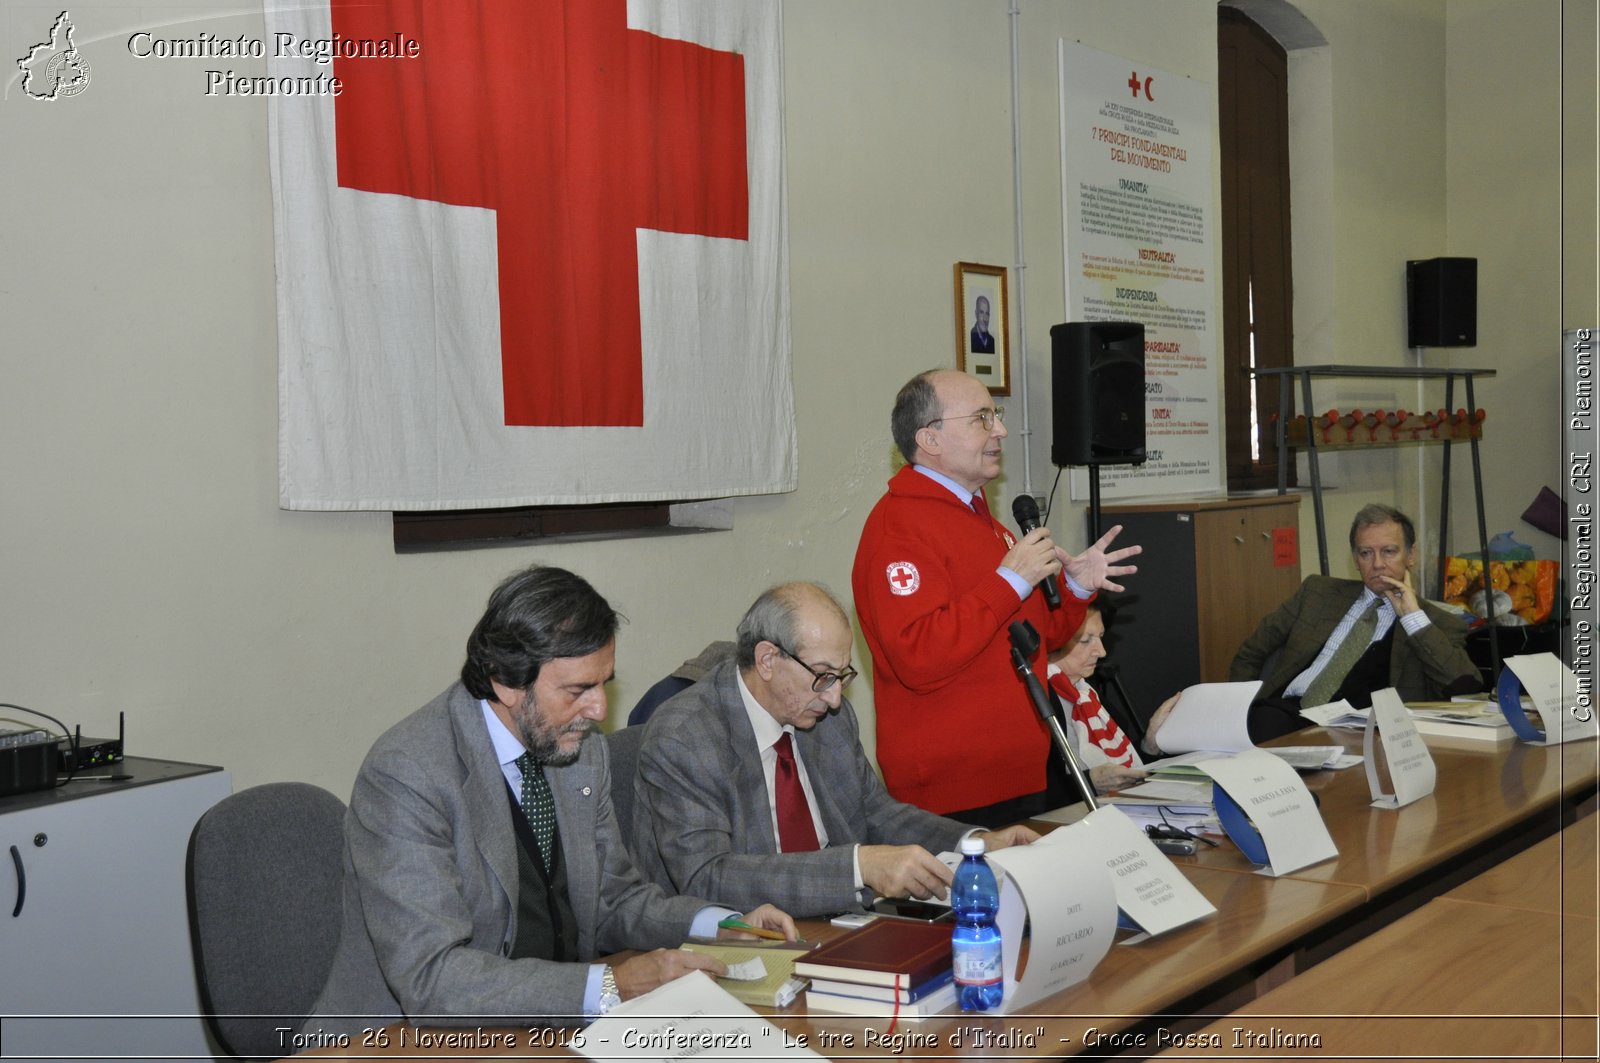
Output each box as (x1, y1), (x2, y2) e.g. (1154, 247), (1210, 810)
(1058, 40), (1223, 500)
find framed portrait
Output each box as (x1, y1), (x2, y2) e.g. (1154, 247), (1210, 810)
(954, 262), (1009, 395)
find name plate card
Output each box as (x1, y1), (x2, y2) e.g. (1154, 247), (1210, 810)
(1500, 653), (1600, 745)
(986, 822), (1118, 1013)
(1069, 805), (1215, 937)
(1364, 687), (1438, 808)
(1198, 749), (1337, 876)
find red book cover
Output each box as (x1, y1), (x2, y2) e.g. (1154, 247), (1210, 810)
(793, 918), (953, 988)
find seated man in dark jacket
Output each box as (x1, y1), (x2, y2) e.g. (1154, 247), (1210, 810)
(1231, 503), (1481, 740)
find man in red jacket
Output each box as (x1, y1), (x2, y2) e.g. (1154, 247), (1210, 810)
(852, 369), (1140, 826)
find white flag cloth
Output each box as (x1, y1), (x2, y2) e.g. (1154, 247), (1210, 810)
(267, 0), (793, 509)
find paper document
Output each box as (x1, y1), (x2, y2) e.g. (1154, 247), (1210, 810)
(1268, 745), (1346, 771)
(581, 970), (823, 1061)
(1299, 699), (1369, 729)
(1112, 777), (1214, 805)
(1152, 681), (1261, 753)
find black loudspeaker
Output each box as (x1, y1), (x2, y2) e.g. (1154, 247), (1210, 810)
(1407, 257), (1477, 347)
(1050, 321), (1147, 466)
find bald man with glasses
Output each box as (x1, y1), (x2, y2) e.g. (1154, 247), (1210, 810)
(853, 369), (1139, 827)
(632, 582), (1035, 918)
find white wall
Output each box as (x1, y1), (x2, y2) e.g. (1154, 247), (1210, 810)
(0, 0), (1583, 798)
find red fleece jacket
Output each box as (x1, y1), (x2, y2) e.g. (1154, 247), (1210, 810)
(852, 467), (1087, 813)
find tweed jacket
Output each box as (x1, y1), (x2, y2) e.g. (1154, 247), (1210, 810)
(305, 683), (707, 1036)
(1229, 575), (1480, 702)
(630, 659), (972, 917)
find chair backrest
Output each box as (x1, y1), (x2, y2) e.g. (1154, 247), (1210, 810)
(605, 726), (646, 855)
(626, 640), (736, 725)
(186, 782), (347, 1060)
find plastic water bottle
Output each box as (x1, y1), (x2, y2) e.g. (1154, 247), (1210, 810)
(950, 835), (1003, 1012)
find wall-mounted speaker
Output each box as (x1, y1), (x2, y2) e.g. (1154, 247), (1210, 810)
(1406, 257), (1477, 347)
(1050, 322), (1147, 467)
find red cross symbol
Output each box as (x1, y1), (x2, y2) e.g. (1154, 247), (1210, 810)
(1127, 70), (1153, 101)
(887, 562), (920, 595)
(330, 0), (749, 427)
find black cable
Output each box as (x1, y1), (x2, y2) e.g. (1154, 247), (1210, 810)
(1042, 465), (1066, 527)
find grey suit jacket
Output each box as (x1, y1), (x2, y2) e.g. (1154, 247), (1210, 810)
(1229, 575), (1481, 701)
(631, 659), (972, 917)
(306, 683), (707, 1035)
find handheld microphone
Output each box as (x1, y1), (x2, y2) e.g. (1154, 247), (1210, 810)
(1010, 495), (1062, 608)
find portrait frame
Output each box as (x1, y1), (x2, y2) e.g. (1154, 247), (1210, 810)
(954, 262), (1010, 396)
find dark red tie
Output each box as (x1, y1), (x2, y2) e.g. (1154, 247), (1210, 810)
(970, 492), (988, 519)
(773, 733), (820, 852)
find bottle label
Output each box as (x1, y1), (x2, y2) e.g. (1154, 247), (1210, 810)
(952, 939), (1003, 986)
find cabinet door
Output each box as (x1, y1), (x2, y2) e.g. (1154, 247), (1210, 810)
(1194, 501), (1301, 681)
(1, 771), (231, 1062)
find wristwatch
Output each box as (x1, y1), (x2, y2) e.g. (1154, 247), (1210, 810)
(596, 965), (622, 1015)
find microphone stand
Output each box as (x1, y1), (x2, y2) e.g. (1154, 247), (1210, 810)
(1008, 620), (1098, 811)
(1093, 662), (1149, 754)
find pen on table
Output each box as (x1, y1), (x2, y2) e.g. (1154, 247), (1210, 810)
(716, 917), (796, 942)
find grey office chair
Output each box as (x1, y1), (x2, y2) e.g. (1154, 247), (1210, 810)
(605, 726), (646, 856)
(186, 782), (347, 1060)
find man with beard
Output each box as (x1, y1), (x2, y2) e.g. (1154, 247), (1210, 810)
(307, 565), (794, 1036)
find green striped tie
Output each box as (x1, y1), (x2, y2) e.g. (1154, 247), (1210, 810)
(1302, 601), (1382, 707)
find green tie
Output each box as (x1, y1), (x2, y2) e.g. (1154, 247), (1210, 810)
(1302, 601), (1382, 707)
(516, 753), (557, 872)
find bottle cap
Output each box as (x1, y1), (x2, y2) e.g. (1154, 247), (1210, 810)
(960, 835), (986, 856)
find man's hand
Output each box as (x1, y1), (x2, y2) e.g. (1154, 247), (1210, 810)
(1000, 527), (1063, 588)
(1376, 570), (1421, 617)
(612, 948), (726, 1001)
(860, 844), (955, 900)
(715, 904), (799, 942)
(1060, 524), (1142, 594)
(976, 824), (1040, 850)
(1143, 692), (1181, 756)
(1089, 762), (1148, 792)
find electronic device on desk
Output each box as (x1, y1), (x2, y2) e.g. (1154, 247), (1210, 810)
(869, 897), (955, 923)
(1, 728), (59, 797)
(58, 712), (125, 773)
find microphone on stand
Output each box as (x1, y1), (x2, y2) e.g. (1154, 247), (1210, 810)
(1008, 620), (1098, 808)
(1011, 495), (1062, 608)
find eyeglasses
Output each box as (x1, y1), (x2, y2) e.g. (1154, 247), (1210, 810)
(773, 642), (858, 693)
(925, 406), (1004, 432)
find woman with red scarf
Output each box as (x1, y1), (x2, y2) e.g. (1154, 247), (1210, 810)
(1046, 604), (1181, 792)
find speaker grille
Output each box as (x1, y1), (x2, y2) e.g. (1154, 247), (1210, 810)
(1050, 322), (1147, 466)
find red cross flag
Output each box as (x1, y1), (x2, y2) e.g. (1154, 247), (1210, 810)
(267, 0), (792, 509)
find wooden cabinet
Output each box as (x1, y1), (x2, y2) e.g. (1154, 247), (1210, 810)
(1, 758), (231, 1062)
(1093, 496), (1302, 723)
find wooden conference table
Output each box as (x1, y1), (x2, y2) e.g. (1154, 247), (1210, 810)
(302, 729), (1597, 1061)
(1156, 817), (1599, 1061)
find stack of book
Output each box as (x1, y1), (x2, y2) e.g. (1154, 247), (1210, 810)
(793, 918), (958, 1019)
(1406, 700), (1517, 748)
(679, 941), (812, 1008)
